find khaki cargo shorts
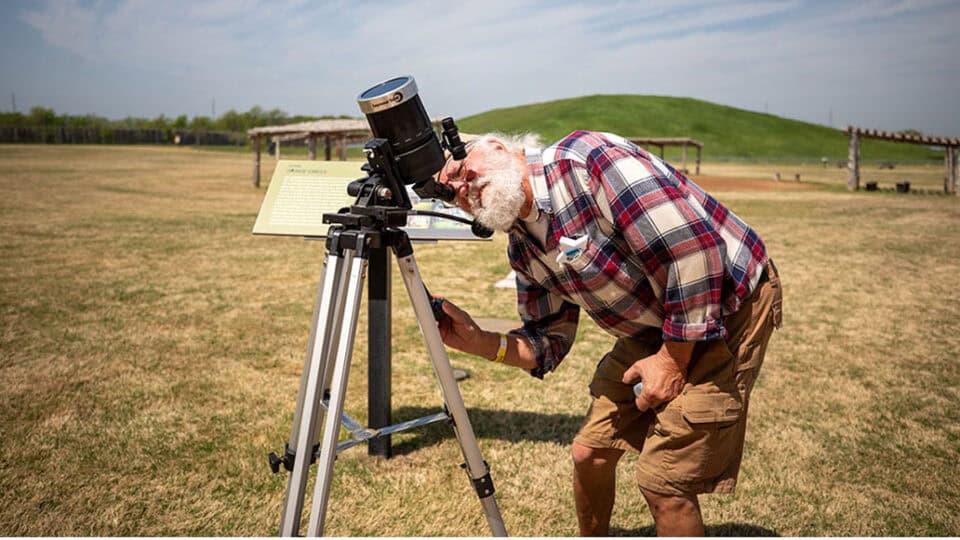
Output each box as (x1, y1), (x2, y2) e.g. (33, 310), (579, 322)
(574, 261), (782, 496)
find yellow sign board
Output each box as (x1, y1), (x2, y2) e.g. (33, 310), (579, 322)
(253, 160), (361, 237)
(253, 160), (483, 240)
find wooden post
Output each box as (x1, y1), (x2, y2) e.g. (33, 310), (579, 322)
(252, 135), (261, 188)
(275, 138), (281, 161)
(658, 144), (664, 159)
(954, 147), (959, 195)
(945, 146), (953, 194)
(696, 146), (701, 175)
(325, 135), (332, 160)
(847, 131), (860, 191)
(308, 135), (317, 160)
(338, 136), (347, 160)
(949, 146), (959, 195)
(681, 142), (688, 173)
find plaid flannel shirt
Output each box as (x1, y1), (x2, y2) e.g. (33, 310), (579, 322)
(507, 131), (768, 379)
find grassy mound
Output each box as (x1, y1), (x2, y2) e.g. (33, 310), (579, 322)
(457, 95), (943, 162)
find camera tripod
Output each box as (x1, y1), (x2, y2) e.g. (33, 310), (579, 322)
(269, 202), (507, 537)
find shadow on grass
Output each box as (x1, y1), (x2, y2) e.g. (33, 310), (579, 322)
(611, 523), (779, 536)
(390, 406), (581, 456)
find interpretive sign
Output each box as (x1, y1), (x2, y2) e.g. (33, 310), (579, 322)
(253, 160), (481, 240)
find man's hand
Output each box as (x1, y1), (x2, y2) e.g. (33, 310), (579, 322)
(622, 342), (694, 412)
(437, 299), (496, 359)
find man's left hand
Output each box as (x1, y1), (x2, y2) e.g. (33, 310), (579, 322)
(622, 347), (691, 412)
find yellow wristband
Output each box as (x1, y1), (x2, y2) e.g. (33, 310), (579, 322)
(492, 333), (507, 364)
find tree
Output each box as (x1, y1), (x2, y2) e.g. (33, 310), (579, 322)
(28, 107), (58, 126)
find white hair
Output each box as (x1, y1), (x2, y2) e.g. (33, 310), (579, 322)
(470, 132), (542, 154)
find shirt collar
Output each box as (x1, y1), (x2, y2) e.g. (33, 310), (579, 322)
(525, 147), (553, 215)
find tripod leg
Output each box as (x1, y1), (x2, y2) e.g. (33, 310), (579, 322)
(306, 248), (369, 536)
(279, 251), (349, 536)
(394, 252), (508, 537)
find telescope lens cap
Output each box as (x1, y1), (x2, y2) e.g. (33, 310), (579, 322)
(358, 75), (419, 114)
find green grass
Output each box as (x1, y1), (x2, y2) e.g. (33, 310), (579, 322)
(458, 95), (944, 162)
(1, 145), (959, 535)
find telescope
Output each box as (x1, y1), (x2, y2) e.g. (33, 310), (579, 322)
(332, 75), (488, 238)
(351, 75), (467, 210)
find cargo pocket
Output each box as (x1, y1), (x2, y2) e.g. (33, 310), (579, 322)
(660, 388), (743, 482)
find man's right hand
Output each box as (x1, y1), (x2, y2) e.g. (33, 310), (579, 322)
(437, 299), (495, 358)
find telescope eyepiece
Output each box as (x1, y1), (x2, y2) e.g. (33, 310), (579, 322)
(441, 117), (467, 161)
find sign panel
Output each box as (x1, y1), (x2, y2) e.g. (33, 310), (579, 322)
(253, 160), (483, 240)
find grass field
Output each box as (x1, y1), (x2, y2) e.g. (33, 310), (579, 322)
(1, 145), (959, 536)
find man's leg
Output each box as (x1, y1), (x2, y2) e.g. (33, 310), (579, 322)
(640, 488), (704, 537)
(572, 442), (624, 536)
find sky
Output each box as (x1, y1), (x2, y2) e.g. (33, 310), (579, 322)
(1, 0), (958, 136)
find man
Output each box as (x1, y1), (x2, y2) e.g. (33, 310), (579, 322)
(436, 130), (782, 536)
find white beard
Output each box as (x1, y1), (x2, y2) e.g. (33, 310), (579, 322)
(468, 154), (526, 232)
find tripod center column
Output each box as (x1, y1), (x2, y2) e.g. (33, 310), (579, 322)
(368, 245), (392, 458)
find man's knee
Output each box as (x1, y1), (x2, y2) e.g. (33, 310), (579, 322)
(571, 442), (622, 471)
(640, 487), (699, 516)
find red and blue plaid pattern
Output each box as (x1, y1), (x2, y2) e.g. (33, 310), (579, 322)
(507, 131), (768, 378)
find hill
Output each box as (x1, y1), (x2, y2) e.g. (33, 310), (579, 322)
(457, 95), (943, 162)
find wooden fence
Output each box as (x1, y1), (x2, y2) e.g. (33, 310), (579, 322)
(0, 126), (245, 146)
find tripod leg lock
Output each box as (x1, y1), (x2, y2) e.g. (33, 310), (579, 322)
(461, 462), (497, 499)
(268, 442), (319, 474)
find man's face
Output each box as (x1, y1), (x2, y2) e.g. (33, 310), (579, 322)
(437, 139), (527, 232)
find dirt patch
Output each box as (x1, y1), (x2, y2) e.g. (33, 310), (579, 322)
(689, 175), (819, 192)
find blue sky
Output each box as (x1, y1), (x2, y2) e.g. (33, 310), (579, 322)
(1, 0), (958, 135)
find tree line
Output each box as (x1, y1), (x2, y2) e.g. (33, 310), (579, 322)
(0, 106), (354, 133)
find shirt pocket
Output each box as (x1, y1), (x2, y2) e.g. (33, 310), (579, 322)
(562, 237), (630, 308)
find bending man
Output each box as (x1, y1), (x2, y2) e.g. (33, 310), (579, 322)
(436, 130), (782, 536)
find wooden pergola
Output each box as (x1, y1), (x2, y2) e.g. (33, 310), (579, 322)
(629, 137), (703, 175)
(844, 126), (959, 194)
(248, 119), (371, 188)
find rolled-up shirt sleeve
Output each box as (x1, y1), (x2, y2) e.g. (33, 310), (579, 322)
(508, 268), (580, 379)
(587, 144), (727, 342)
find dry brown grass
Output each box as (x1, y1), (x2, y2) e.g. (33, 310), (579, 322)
(1, 145), (959, 536)
(703, 161), (948, 192)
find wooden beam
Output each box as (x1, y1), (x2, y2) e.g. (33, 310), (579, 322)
(847, 131), (860, 191)
(338, 136), (347, 161)
(325, 135), (332, 161)
(308, 135), (317, 160)
(844, 125), (958, 147)
(696, 146), (701, 175)
(252, 135), (261, 188)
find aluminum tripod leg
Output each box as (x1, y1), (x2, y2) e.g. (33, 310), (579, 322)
(306, 248), (368, 536)
(278, 251), (350, 536)
(395, 252), (508, 537)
